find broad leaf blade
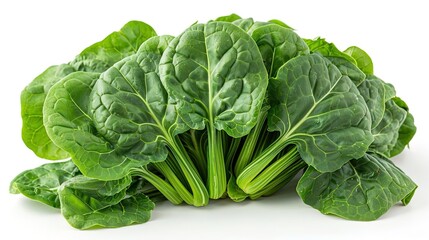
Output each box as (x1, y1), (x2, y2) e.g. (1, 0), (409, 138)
(44, 72), (144, 180)
(269, 54), (373, 172)
(21, 64), (76, 160)
(59, 176), (154, 229)
(305, 38), (356, 64)
(370, 100), (407, 156)
(91, 35), (188, 157)
(21, 21), (156, 160)
(305, 38), (366, 86)
(389, 97), (417, 157)
(70, 21), (157, 71)
(160, 21), (268, 137)
(297, 153), (417, 221)
(10, 160), (79, 208)
(250, 24), (309, 77)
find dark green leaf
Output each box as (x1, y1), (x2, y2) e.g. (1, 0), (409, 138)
(59, 176), (154, 229)
(21, 21), (157, 160)
(160, 21), (268, 137)
(250, 24), (309, 76)
(160, 22), (268, 198)
(297, 153), (417, 221)
(357, 76), (408, 157)
(43, 72), (135, 180)
(370, 100), (406, 156)
(268, 54), (373, 172)
(10, 160), (79, 208)
(305, 38), (356, 64)
(389, 97), (417, 157)
(325, 57), (366, 86)
(305, 38), (365, 86)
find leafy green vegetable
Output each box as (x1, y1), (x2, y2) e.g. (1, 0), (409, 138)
(297, 153), (417, 221)
(389, 97), (417, 157)
(237, 53), (373, 193)
(59, 175), (154, 229)
(160, 21), (268, 199)
(344, 46), (374, 75)
(21, 21), (156, 160)
(10, 160), (80, 208)
(21, 65), (76, 160)
(215, 13), (242, 22)
(305, 38), (366, 86)
(11, 15), (418, 229)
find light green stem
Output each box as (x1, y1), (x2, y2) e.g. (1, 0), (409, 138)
(169, 136), (209, 206)
(236, 137), (289, 191)
(243, 147), (299, 194)
(154, 161), (194, 205)
(190, 130), (207, 180)
(249, 158), (306, 199)
(137, 167), (183, 205)
(207, 126), (226, 199)
(234, 107), (268, 175)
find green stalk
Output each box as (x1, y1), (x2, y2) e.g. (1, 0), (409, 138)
(234, 107), (269, 175)
(154, 161), (194, 205)
(189, 130), (207, 180)
(165, 153), (188, 188)
(169, 136), (209, 206)
(243, 146), (299, 194)
(225, 136), (241, 171)
(207, 126), (226, 199)
(249, 158), (306, 199)
(137, 167), (183, 205)
(236, 137), (289, 191)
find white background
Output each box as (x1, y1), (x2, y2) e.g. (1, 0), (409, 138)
(1, 0), (428, 239)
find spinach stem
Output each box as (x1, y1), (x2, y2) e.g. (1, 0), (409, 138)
(207, 126), (226, 199)
(169, 136), (209, 206)
(137, 167), (183, 205)
(234, 106), (269, 175)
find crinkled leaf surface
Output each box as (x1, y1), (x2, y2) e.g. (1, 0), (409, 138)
(305, 38), (356, 64)
(358, 76), (408, 157)
(21, 64), (76, 159)
(297, 153), (417, 221)
(389, 97), (416, 157)
(91, 35), (188, 160)
(10, 160), (79, 208)
(250, 24), (309, 76)
(370, 100), (406, 156)
(305, 38), (366, 86)
(159, 21), (268, 137)
(21, 21), (156, 160)
(44, 36), (176, 180)
(268, 54), (373, 172)
(59, 175), (154, 229)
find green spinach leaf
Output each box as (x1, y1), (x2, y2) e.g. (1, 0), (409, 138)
(10, 160), (80, 208)
(297, 153), (417, 221)
(59, 175), (154, 229)
(160, 21), (268, 198)
(21, 21), (156, 160)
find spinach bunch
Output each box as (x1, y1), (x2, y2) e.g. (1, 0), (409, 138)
(11, 14), (417, 229)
